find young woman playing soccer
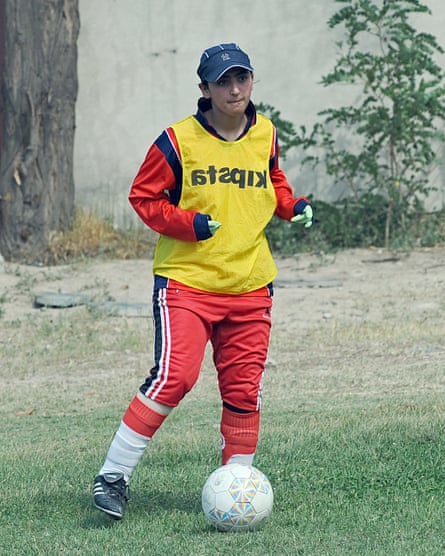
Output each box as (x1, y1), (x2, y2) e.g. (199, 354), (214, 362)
(93, 43), (313, 520)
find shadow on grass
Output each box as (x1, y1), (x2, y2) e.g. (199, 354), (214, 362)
(81, 488), (203, 530)
(134, 487), (202, 513)
(83, 511), (118, 529)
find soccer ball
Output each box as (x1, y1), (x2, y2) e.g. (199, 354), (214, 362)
(201, 463), (273, 532)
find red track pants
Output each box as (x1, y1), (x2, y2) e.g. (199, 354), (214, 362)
(139, 277), (273, 412)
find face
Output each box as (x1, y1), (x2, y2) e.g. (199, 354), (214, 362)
(200, 68), (253, 117)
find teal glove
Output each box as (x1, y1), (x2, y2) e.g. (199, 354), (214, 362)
(208, 220), (222, 235)
(291, 205), (313, 228)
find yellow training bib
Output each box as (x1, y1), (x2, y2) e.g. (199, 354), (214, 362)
(153, 114), (278, 293)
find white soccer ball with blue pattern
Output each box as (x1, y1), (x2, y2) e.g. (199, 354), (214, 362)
(201, 463), (274, 532)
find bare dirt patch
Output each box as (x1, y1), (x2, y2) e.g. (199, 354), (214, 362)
(1, 247), (444, 417)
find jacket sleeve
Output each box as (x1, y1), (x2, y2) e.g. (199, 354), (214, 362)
(128, 128), (212, 241)
(269, 128), (310, 220)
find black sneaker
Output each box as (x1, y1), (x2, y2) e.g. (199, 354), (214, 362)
(93, 473), (129, 520)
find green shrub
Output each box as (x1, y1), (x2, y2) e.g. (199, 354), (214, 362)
(262, 0), (445, 253)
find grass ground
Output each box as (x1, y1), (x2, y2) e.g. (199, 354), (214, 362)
(1, 249), (444, 555)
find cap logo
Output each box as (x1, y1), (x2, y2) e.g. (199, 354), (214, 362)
(221, 53), (231, 61)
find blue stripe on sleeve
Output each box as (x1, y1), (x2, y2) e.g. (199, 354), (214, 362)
(154, 131), (183, 206)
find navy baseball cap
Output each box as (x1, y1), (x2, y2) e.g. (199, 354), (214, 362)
(197, 43), (254, 83)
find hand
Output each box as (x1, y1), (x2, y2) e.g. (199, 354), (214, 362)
(208, 220), (222, 235)
(291, 205), (313, 228)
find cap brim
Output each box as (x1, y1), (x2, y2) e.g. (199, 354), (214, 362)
(209, 63), (254, 82)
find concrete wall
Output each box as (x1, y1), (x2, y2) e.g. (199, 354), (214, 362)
(74, 0), (445, 225)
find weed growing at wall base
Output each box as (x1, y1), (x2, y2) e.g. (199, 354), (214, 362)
(45, 207), (157, 264)
(47, 203), (445, 263)
(266, 201), (445, 254)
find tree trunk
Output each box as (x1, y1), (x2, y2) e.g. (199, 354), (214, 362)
(0, 0), (79, 263)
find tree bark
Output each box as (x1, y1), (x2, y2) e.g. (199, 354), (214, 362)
(0, 0), (79, 263)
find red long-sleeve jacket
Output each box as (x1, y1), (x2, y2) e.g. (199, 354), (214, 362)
(129, 99), (309, 243)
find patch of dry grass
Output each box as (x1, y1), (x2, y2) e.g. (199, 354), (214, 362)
(46, 207), (157, 264)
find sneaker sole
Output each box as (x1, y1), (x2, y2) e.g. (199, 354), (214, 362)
(94, 502), (124, 520)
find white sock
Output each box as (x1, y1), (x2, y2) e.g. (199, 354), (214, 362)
(227, 453), (255, 466)
(99, 421), (150, 483)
